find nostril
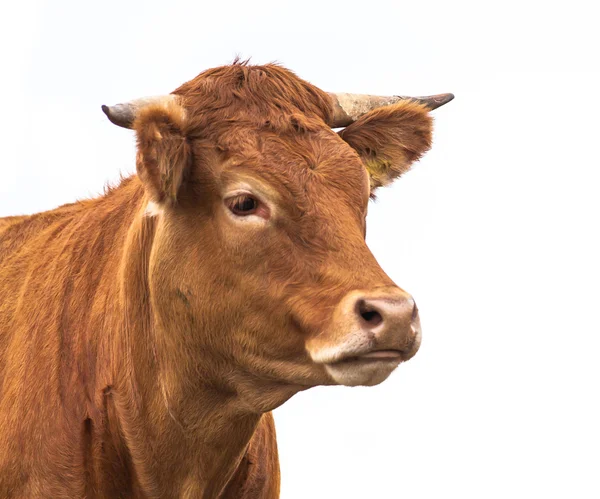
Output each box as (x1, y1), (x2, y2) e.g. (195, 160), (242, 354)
(361, 310), (383, 326)
(358, 300), (384, 327)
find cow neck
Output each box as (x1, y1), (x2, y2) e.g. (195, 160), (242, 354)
(111, 184), (264, 498)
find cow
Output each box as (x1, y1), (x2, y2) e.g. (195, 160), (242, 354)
(0, 62), (452, 498)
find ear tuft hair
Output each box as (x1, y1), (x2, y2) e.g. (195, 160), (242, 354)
(339, 100), (433, 191)
(134, 99), (191, 203)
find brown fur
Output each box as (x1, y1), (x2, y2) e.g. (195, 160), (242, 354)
(0, 62), (434, 497)
(134, 100), (192, 203)
(339, 101), (433, 190)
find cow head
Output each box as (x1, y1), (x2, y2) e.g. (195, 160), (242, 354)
(103, 63), (452, 409)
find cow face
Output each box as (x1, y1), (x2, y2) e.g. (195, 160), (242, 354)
(120, 65), (437, 406)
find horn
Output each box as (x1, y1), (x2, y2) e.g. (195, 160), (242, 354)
(328, 92), (454, 128)
(102, 91), (454, 129)
(101, 94), (178, 129)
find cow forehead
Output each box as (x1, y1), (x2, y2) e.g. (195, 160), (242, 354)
(175, 63), (335, 128)
(218, 123), (370, 212)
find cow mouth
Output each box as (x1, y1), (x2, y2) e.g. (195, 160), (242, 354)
(329, 349), (405, 365)
(322, 348), (407, 387)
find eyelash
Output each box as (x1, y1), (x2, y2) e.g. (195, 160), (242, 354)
(227, 194), (259, 216)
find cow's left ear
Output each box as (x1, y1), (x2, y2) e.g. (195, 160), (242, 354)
(338, 100), (433, 193)
(134, 99), (192, 204)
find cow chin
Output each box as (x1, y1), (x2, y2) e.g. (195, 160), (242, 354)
(324, 357), (404, 387)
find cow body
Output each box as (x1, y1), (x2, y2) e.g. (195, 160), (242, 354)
(0, 62), (446, 497)
(0, 183), (279, 497)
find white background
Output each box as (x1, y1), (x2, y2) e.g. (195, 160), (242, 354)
(1, 1), (599, 498)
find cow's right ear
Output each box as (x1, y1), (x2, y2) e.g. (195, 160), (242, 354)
(134, 99), (191, 204)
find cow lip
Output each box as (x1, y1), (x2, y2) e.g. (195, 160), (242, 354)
(330, 349), (404, 364)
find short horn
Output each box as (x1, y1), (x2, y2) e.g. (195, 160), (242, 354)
(101, 94), (178, 129)
(328, 92), (454, 127)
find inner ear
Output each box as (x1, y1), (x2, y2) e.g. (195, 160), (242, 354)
(134, 99), (192, 204)
(338, 100), (433, 192)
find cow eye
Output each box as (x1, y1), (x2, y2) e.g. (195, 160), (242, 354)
(227, 195), (259, 216)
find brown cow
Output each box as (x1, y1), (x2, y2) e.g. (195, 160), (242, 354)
(0, 62), (452, 498)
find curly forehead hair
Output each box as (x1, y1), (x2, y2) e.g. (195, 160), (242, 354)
(172, 60), (334, 134)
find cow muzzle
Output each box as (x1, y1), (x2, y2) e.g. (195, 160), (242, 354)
(307, 287), (421, 386)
